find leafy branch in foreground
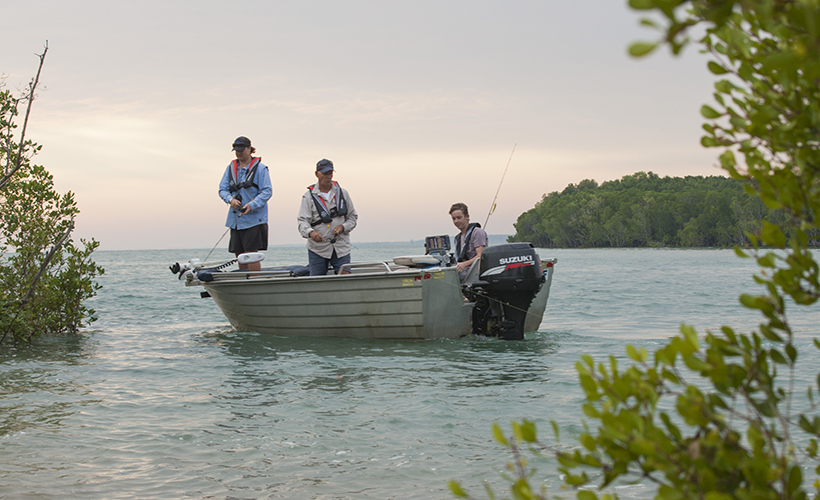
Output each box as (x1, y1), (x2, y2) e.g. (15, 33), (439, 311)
(1, 44), (104, 344)
(452, 0), (820, 498)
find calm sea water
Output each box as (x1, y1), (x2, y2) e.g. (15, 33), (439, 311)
(2, 245), (819, 499)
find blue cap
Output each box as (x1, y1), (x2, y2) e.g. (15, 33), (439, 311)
(232, 136), (251, 151)
(316, 159), (334, 173)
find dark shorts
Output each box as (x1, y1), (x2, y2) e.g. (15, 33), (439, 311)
(229, 224), (268, 254)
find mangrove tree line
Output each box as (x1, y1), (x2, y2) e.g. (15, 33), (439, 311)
(510, 171), (796, 247)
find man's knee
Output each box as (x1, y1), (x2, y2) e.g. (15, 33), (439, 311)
(330, 253), (351, 274)
(308, 251), (329, 276)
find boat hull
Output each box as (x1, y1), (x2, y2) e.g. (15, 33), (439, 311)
(204, 267), (472, 339)
(523, 261), (556, 333)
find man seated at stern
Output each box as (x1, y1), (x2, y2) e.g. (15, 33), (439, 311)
(450, 202), (488, 281)
(297, 159), (358, 276)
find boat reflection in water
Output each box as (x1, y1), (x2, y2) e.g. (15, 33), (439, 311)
(170, 236), (556, 340)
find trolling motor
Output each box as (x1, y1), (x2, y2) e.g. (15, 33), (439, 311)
(169, 258), (234, 281)
(464, 243), (544, 340)
(168, 253), (265, 281)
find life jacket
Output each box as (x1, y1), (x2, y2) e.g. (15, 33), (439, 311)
(307, 181), (348, 226)
(228, 157), (262, 193)
(455, 222), (482, 262)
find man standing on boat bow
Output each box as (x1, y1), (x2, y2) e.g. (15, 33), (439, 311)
(298, 159), (358, 276)
(450, 202), (488, 281)
(218, 136), (273, 272)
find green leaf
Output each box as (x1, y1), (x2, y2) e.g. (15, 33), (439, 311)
(492, 423), (509, 447)
(577, 491), (598, 500)
(756, 400), (776, 418)
(582, 403), (600, 418)
(581, 433), (596, 451)
(808, 439), (818, 458)
(629, 41), (658, 57)
(786, 344), (797, 363)
(760, 325), (783, 342)
(510, 478), (533, 500)
(448, 480), (469, 498)
(770, 349), (787, 364)
(701, 105), (722, 119)
(519, 420), (537, 442)
(799, 415), (820, 436)
(628, 0), (654, 9)
(788, 465), (802, 494)
(705, 493), (733, 500)
(579, 374), (599, 398)
(564, 472), (588, 486)
(761, 221), (786, 248)
(659, 484), (685, 500)
(739, 293), (757, 309)
(661, 368), (681, 384)
(707, 61), (729, 75)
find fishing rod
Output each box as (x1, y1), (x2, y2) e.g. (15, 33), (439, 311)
(483, 143), (516, 231)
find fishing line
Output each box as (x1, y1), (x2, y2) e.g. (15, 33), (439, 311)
(203, 228), (230, 262)
(483, 143), (517, 231)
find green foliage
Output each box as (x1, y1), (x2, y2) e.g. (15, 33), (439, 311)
(511, 172), (785, 248)
(1, 60), (104, 344)
(454, 0), (820, 499)
(556, 319), (819, 499)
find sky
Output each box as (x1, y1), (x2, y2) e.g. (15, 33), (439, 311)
(0, 1), (721, 251)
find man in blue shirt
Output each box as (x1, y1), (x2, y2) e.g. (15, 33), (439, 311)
(218, 136), (273, 272)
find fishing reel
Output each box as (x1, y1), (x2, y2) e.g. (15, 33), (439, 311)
(232, 194), (249, 216)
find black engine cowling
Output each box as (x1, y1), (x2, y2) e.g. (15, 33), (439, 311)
(467, 243), (544, 340)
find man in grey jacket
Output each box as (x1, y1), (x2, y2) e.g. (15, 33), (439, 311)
(297, 159), (358, 275)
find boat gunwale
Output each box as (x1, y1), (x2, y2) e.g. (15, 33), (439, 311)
(192, 263), (456, 287)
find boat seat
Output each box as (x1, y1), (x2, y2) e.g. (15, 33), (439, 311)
(393, 255), (441, 268)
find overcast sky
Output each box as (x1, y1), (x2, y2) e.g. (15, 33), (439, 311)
(1, 1), (720, 250)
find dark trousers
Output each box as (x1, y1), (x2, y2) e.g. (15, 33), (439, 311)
(308, 249), (350, 276)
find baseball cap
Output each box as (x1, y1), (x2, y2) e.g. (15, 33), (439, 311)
(316, 158), (334, 173)
(232, 136), (251, 151)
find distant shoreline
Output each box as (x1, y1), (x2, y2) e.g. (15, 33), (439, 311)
(96, 235), (513, 252)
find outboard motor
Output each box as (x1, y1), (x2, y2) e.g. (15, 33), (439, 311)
(466, 243), (544, 340)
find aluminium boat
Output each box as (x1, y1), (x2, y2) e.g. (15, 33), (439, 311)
(170, 237), (555, 340)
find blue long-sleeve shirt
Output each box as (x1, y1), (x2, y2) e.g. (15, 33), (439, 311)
(218, 159), (273, 230)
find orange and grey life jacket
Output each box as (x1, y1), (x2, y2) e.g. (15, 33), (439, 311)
(455, 223), (481, 262)
(228, 157), (262, 193)
(307, 181), (348, 227)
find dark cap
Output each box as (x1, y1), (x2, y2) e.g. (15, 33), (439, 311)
(232, 136), (251, 151)
(316, 158), (334, 173)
